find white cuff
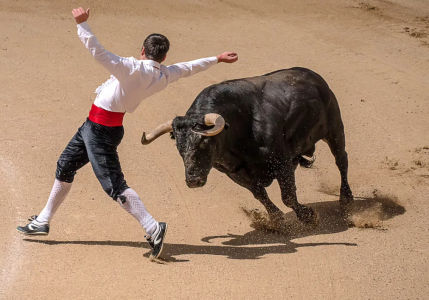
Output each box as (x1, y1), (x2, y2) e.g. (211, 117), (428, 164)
(77, 21), (90, 30)
(209, 56), (219, 64)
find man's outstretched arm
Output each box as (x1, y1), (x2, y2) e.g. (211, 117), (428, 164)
(166, 52), (238, 84)
(72, 7), (135, 82)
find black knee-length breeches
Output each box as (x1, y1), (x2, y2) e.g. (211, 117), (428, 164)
(55, 118), (129, 200)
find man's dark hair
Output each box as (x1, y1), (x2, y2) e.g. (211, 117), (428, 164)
(143, 34), (170, 63)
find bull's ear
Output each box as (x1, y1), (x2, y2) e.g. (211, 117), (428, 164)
(169, 132), (176, 140)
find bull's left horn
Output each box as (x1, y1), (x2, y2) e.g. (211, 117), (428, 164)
(192, 113), (225, 136)
(141, 120), (173, 145)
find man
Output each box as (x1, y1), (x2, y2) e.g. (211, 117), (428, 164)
(17, 7), (238, 259)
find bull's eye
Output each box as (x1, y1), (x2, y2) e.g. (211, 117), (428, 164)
(177, 142), (187, 153)
(199, 138), (210, 149)
(192, 123), (207, 132)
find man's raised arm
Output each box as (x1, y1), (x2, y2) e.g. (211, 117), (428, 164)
(166, 52), (238, 84)
(72, 7), (135, 82)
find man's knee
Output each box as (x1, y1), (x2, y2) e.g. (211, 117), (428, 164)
(101, 179), (129, 201)
(55, 160), (77, 183)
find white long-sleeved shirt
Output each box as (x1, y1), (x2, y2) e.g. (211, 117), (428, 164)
(77, 22), (218, 113)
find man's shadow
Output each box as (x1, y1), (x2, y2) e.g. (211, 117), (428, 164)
(23, 195), (405, 262)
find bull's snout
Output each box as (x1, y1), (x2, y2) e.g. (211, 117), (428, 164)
(184, 161), (210, 188)
(186, 177), (207, 188)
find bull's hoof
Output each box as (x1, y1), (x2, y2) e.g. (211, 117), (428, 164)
(339, 190), (354, 207)
(339, 195), (354, 214)
(268, 211), (285, 223)
(297, 206), (319, 227)
(339, 196), (356, 227)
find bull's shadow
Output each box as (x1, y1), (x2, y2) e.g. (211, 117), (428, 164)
(23, 196), (404, 261)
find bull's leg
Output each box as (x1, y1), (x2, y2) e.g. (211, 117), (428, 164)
(250, 186), (284, 221)
(277, 164), (318, 225)
(226, 171), (283, 221)
(324, 131), (354, 207)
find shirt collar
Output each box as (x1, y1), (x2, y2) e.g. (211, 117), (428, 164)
(143, 60), (161, 69)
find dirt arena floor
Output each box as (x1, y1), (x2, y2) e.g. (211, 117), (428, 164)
(1, 0), (428, 299)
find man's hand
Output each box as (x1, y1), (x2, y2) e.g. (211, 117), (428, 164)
(72, 7), (90, 24)
(216, 52), (238, 64)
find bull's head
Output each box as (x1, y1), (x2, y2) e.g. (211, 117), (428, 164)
(142, 113), (225, 188)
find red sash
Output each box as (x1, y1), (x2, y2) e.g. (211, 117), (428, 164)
(88, 104), (125, 127)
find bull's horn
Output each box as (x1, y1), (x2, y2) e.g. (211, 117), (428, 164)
(192, 113), (225, 136)
(141, 120), (173, 145)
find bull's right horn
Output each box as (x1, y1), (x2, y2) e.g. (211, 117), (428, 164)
(141, 120), (173, 145)
(192, 113), (225, 136)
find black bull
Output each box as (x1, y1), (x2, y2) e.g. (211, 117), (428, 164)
(142, 67), (354, 224)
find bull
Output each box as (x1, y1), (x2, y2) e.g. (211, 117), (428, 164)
(141, 67), (354, 224)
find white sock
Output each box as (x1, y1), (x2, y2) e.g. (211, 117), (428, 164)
(118, 188), (158, 235)
(36, 179), (72, 223)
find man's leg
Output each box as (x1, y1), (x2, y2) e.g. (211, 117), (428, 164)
(82, 120), (167, 258)
(17, 123), (89, 235)
(117, 188), (158, 235)
(36, 179), (72, 223)
(82, 120), (158, 234)
(117, 189), (167, 259)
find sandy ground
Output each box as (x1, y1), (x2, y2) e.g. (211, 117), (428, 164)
(1, 0), (428, 299)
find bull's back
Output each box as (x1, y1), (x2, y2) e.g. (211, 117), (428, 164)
(248, 67), (333, 109)
(229, 68), (334, 144)
(209, 67), (333, 111)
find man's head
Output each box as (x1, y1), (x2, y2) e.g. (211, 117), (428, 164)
(141, 34), (170, 63)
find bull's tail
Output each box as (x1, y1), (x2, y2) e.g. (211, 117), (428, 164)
(298, 155), (316, 168)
